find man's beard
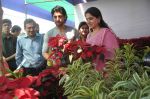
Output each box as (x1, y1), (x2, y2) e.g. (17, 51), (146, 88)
(55, 22), (64, 27)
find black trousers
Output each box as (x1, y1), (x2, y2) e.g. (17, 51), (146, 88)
(7, 60), (17, 71)
(23, 62), (46, 76)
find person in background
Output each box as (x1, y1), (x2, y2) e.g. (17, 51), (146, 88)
(0, 0), (4, 75)
(35, 23), (39, 33)
(16, 19), (45, 76)
(42, 5), (79, 60)
(11, 25), (21, 37)
(85, 7), (119, 71)
(2, 19), (17, 71)
(78, 21), (89, 41)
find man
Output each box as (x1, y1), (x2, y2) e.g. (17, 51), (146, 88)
(2, 19), (17, 71)
(42, 5), (79, 60)
(35, 23), (39, 33)
(11, 25), (21, 37)
(16, 19), (45, 76)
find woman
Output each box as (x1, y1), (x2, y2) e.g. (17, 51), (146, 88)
(78, 21), (89, 41)
(85, 7), (119, 71)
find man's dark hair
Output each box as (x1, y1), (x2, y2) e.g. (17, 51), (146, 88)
(11, 25), (21, 33)
(2, 19), (12, 25)
(51, 5), (67, 22)
(24, 18), (36, 28)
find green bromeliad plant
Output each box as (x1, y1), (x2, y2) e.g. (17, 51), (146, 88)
(59, 44), (150, 99)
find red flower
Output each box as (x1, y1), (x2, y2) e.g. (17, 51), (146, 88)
(0, 60), (10, 75)
(14, 88), (40, 99)
(10, 76), (37, 88)
(48, 35), (59, 47)
(57, 51), (63, 58)
(36, 67), (62, 86)
(0, 76), (10, 91)
(58, 36), (66, 47)
(55, 58), (62, 66)
(0, 92), (13, 99)
(48, 35), (66, 48)
(87, 51), (93, 58)
(63, 43), (70, 51)
(47, 34), (106, 67)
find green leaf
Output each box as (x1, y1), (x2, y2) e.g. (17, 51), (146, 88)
(142, 71), (149, 81)
(97, 92), (107, 99)
(141, 95), (150, 99)
(142, 86), (150, 95)
(128, 90), (141, 99)
(133, 72), (142, 88)
(92, 80), (104, 93)
(108, 90), (129, 99)
(71, 95), (91, 99)
(113, 81), (128, 90)
(144, 66), (150, 71)
(7, 69), (18, 78)
(76, 86), (92, 95)
(102, 86), (110, 93)
(122, 69), (130, 80)
(64, 86), (73, 95)
(123, 81), (137, 90)
(63, 79), (73, 88)
(108, 91), (118, 98)
(59, 74), (68, 85)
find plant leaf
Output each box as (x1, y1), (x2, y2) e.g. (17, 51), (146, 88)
(128, 90), (141, 99)
(142, 86), (150, 95)
(142, 71), (149, 81)
(113, 81), (128, 90)
(133, 72), (142, 88)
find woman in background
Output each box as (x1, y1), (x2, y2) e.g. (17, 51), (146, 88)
(85, 7), (119, 71)
(78, 21), (89, 41)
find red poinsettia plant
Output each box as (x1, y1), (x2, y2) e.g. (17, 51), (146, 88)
(0, 34), (106, 99)
(0, 67), (65, 99)
(47, 34), (106, 67)
(33, 66), (66, 99)
(47, 35), (67, 67)
(34, 34), (106, 98)
(0, 75), (39, 99)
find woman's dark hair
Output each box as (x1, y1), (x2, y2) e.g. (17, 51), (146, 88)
(11, 25), (21, 33)
(85, 7), (109, 28)
(78, 21), (88, 30)
(51, 5), (67, 22)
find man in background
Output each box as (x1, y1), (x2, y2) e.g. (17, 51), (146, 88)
(35, 23), (39, 33)
(11, 25), (21, 37)
(2, 19), (17, 71)
(16, 19), (45, 76)
(42, 5), (79, 60)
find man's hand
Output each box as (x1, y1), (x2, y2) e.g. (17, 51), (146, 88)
(5, 68), (24, 77)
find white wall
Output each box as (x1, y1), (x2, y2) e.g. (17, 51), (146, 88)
(2, 7), (55, 34)
(75, 0), (150, 39)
